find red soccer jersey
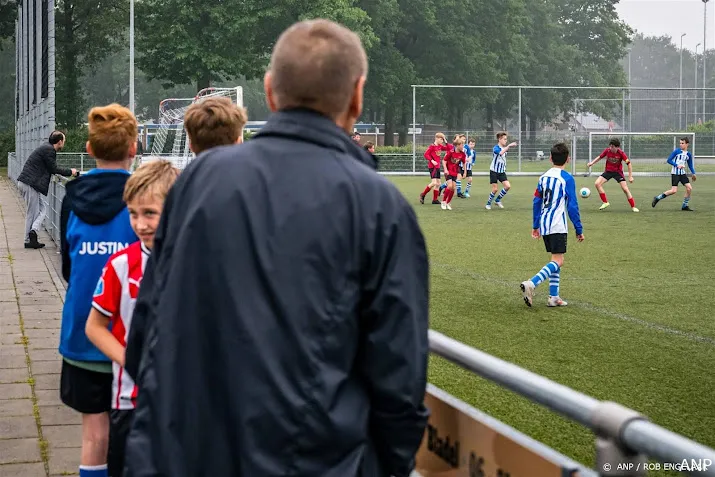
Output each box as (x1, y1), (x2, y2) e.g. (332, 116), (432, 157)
(599, 148), (630, 173)
(444, 150), (466, 177)
(91, 241), (150, 410)
(424, 144), (448, 169)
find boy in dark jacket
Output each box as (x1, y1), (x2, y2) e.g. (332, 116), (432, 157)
(59, 104), (139, 477)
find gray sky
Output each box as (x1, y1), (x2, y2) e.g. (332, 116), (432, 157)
(616, 0), (715, 52)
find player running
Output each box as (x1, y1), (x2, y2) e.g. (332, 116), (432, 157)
(460, 138), (476, 198)
(652, 137), (697, 211)
(486, 132), (517, 209)
(420, 132), (448, 205)
(441, 137), (467, 210)
(521, 143), (584, 308)
(586, 138), (639, 212)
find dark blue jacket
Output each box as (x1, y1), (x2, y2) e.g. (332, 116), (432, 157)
(59, 169), (137, 362)
(123, 109), (430, 477)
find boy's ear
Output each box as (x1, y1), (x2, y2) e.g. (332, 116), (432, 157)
(188, 141), (197, 154)
(128, 141), (137, 158)
(236, 135), (243, 144)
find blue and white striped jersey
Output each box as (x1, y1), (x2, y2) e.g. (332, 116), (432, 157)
(490, 145), (507, 173)
(533, 168), (583, 236)
(464, 144), (475, 171)
(666, 148), (695, 176)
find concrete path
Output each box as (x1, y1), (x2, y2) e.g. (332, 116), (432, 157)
(0, 176), (80, 477)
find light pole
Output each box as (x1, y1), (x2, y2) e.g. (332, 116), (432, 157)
(129, 0), (135, 114)
(680, 33), (686, 129)
(703, 0), (709, 120)
(695, 43), (701, 124)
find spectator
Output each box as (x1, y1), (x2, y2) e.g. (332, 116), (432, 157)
(352, 131), (361, 143)
(364, 141), (375, 153)
(124, 19), (430, 477)
(16, 131), (77, 249)
(184, 96), (248, 154)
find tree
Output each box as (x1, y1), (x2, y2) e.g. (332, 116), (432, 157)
(0, 1), (16, 44)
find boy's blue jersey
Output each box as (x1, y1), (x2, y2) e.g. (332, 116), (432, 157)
(533, 168), (582, 236)
(59, 169), (137, 362)
(666, 148), (695, 175)
(491, 145), (507, 173)
(464, 144), (475, 170)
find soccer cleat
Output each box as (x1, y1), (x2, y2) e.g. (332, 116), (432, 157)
(485, 204), (492, 210)
(432, 200), (440, 205)
(441, 202), (447, 210)
(464, 192), (470, 198)
(547, 296), (568, 307)
(682, 206), (694, 211)
(520, 281), (535, 307)
(458, 193), (465, 198)
(651, 197), (659, 208)
(632, 207), (639, 212)
(419, 194), (425, 204)
(446, 203), (452, 210)
(495, 202), (504, 209)
(599, 202), (610, 210)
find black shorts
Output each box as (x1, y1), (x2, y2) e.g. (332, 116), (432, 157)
(60, 359), (112, 414)
(446, 174), (458, 182)
(429, 168), (440, 179)
(543, 234), (567, 254)
(671, 174), (690, 186)
(465, 170), (473, 177)
(490, 171), (508, 184)
(108, 409), (134, 477)
(601, 171), (625, 182)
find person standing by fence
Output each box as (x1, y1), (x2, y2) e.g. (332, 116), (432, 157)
(16, 131), (77, 248)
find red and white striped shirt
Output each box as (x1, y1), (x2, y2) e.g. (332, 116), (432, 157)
(91, 241), (150, 410)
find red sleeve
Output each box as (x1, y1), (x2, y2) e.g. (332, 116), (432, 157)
(598, 148), (609, 159)
(92, 260), (122, 319)
(423, 145), (432, 161)
(620, 150), (630, 162)
(443, 151), (451, 165)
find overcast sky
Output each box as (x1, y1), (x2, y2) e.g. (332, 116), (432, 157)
(616, 0), (715, 51)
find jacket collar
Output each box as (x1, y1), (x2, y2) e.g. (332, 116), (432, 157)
(254, 108), (378, 170)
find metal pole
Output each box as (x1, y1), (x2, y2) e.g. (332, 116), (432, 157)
(703, 0), (709, 120)
(696, 43), (701, 123)
(129, 0), (135, 114)
(518, 87), (522, 172)
(680, 33), (686, 130)
(628, 50), (632, 155)
(412, 86), (416, 174)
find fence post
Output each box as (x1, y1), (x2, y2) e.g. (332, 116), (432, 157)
(571, 134), (577, 175)
(412, 85), (417, 175)
(592, 401), (648, 476)
(81, 154), (84, 172)
(518, 87), (522, 173)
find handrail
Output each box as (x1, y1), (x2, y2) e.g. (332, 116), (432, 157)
(429, 330), (715, 476)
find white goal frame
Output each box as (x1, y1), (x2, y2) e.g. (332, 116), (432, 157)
(587, 131), (696, 177)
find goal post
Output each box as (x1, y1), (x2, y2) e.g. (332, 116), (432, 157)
(584, 132), (697, 177)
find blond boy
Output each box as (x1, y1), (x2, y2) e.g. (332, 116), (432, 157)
(420, 132), (449, 204)
(85, 160), (179, 477)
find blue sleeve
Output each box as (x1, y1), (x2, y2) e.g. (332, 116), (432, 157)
(532, 182), (543, 230)
(564, 173), (583, 235)
(493, 145), (501, 155)
(666, 149), (678, 167)
(687, 152), (696, 174)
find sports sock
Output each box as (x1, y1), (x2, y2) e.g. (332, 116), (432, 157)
(549, 270), (560, 297)
(599, 192), (608, 203)
(682, 197), (690, 208)
(445, 189), (453, 203)
(628, 197), (636, 208)
(656, 193), (667, 200)
(433, 189), (439, 201)
(456, 180), (462, 194)
(465, 182), (472, 193)
(486, 192), (495, 205)
(421, 185), (431, 197)
(79, 465), (108, 477)
(439, 183), (447, 192)
(495, 188), (508, 203)
(530, 261), (560, 288)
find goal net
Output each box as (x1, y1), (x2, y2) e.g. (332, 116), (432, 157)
(145, 87), (244, 169)
(580, 132), (697, 177)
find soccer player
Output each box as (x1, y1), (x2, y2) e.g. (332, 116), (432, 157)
(486, 132), (517, 209)
(521, 142), (584, 308)
(85, 160), (179, 477)
(441, 136), (467, 210)
(586, 138), (639, 212)
(420, 132), (448, 204)
(463, 138), (476, 197)
(652, 137), (697, 211)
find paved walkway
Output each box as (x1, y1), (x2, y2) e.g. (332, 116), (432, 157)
(0, 177), (81, 477)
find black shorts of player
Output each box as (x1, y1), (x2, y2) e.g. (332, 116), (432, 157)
(601, 171), (625, 182)
(465, 170), (473, 177)
(446, 174), (458, 182)
(543, 233), (567, 254)
(108, 409), (134, 477)
(429, 167), (440, 179)
(60, 359), (112, 414)
(671, 174), (690, 186)
(490, 170), (508, 184)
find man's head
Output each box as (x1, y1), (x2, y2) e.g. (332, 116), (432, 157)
(264, 19), (368, 133)
(608, 138), (621, 153)
(123, 159), (180, 249)
(680, 137), (690, 150)
(49, 131), (66, 151)
(550, 142), (570, 167)
(184, 97), (247, 154)
(497, 132), (508, 147)
(86, 104), (138, 168)
(363, 141), (375, 154)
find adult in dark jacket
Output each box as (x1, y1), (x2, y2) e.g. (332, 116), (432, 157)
(123, 19), (430, 477)
(17, 131), (77, 248)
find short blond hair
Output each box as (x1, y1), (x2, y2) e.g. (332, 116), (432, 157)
(88, 104), (138, 162)
(435, 132), (446, 141)
(124, 160), (180, 204)
(453, 137), (465, 146)
(268, 19), (368, 119)
(184, 97), (247, 154)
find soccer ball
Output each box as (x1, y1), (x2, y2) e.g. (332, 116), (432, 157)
(580, 187), (591, 198)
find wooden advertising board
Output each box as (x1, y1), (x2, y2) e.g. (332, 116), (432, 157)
(415, 385), (589, 477)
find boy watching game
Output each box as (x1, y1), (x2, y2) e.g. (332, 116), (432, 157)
(86, 160), (180, 477)
(59, 104), (141, 477)
(184, 96), (248, 154)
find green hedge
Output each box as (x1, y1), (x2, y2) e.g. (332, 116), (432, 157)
(0, 128), (14, 167)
